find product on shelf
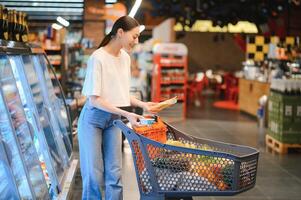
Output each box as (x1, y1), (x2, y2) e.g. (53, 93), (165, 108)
(268, 81), (301, 143)
(0, 5), (29, 42)
(0, 5), (9, 40)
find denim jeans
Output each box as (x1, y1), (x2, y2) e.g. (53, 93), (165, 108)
(78, 103), (123, 200)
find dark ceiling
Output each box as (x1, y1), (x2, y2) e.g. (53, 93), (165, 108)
(148, 0), (301, 28)
(1, 0), (301, 31)
(1, 0), (84, 28)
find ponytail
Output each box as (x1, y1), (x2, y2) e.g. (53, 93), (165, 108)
(97, 16), (139, 48)
(98, 32), (113, 48)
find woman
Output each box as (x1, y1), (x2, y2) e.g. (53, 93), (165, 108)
(78, 16), (159, 200)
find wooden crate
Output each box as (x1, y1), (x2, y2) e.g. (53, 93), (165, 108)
(266, 134), (301, 154)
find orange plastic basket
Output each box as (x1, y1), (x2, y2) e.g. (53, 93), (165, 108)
(133, 116), (167, 143)
(133, 117), (167, 159)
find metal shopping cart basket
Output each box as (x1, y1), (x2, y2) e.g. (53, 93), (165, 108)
(113, 117), (259, 200)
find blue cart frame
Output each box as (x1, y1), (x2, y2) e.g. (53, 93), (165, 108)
(114, 120), (259, 200)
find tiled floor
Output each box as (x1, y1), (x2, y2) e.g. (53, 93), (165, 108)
(71, 99), (301, 200)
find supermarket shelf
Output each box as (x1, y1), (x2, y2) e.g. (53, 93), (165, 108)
(44, 47), (61, 51)
(160, 81), (185, 85)
(152, 43), (188, 119)
(68, 62), (81, 68)
(159, 63), (186, 68)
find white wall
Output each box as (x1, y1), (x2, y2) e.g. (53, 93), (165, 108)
(152, 18), (175, 42)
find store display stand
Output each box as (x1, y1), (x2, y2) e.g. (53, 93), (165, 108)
(45, 44), (82, 95)
(44, 46), (63, 87)
(0, 39), (78, 200)
(152, 43), (188, 121)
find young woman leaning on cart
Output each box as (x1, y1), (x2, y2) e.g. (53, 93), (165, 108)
(77, 16), (160, 200)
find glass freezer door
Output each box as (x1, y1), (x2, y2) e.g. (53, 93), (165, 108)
(21, 55), (70, 166)
(0, 93), (33, 200)
(0, 55), (49, 200)
(33, 55), (72, 157)
(0, 138), (21, 200)
(8, 55), (65, 195)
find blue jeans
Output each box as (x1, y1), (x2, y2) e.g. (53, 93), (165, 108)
(78, 103), (123, 200)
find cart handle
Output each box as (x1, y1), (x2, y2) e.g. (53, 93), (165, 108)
(113, 120), (140, 141)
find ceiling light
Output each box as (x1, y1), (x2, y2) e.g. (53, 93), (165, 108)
(128, 0), (142, 18)
(57, 16), (70, 27)
(105, 0), (117, 3)
(52, 23), (63, 30)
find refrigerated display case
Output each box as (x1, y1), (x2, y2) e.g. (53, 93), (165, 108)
(0, 39), (78, 199)
(0, 54), (50, 199)
(0, 138), (21, 200)
(8, 54), (66, 195)
(33, 54), (73, 156)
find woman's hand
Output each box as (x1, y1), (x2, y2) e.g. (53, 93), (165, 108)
(142, 102), (161, 114)
(125, 112), (144, 127)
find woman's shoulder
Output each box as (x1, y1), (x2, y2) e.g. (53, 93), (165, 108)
(85, 50), (104, 69)
(90, 48), (106, 60)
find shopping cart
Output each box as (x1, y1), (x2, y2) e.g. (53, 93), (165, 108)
(113, 118), (259, 200)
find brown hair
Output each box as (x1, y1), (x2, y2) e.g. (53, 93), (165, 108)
(98, 16), (140, 48)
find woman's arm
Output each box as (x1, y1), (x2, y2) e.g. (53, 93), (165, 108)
(130, 96), (160, 113)
(90, 95), (142, 126)
(130, 95), (145, 108)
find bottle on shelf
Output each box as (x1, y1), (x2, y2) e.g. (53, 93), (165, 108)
(7, 9), (20, 42)
(1, 5), (9, 40)
(21, 13), (29, 43)
(13, 10), (20, 42)
(17, 11), (23, 42)
(8, 10), (13, 41)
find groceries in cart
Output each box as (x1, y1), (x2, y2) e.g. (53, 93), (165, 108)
(114, 117), (259, 198)
(132, 116), (242, 192)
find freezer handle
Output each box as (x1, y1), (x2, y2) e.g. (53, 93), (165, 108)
(32, 113), (41, 132)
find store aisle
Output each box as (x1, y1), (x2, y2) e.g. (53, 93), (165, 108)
(71, 107), (301, 200)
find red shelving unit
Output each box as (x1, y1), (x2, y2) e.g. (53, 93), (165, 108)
(151, 43), (188, 121)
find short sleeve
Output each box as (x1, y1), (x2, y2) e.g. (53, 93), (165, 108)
(81, 56), (102, 97)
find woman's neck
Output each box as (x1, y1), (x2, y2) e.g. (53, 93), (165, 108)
(103, 39), (122, 57)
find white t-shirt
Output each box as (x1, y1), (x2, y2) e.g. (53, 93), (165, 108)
(82, 48), (131, 107)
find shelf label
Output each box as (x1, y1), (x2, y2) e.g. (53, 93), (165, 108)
(285, 105), (292, 116)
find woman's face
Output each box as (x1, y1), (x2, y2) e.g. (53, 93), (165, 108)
(119, 26), (140, 52)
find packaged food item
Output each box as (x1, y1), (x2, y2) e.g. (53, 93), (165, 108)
(133, 116), (167, 143)
(165, 139), (197, 149)
(133, 116), (168, 159)
(153, 96), (177, 111)
(139, 118), (155, 125)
